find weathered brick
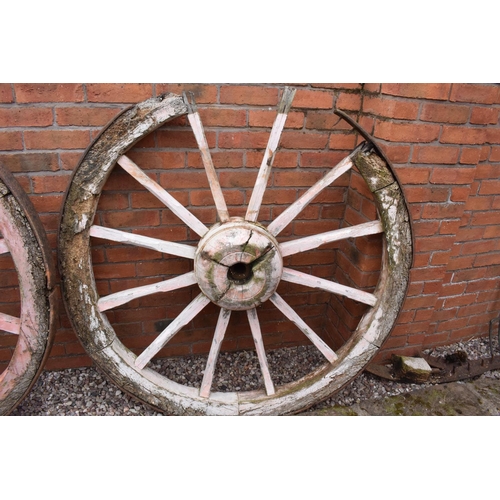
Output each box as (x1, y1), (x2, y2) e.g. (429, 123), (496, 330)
(412, 145), (460, 164)
(0, 152), (59, 172)
(336, 93), (362, 112)
(374, 121), (440, 143)
(24, 130), (90, 150)
(440, 126), (486, 145)
(0, 107), (53, 127)
(430, 167), (475, 185)
(14, 83), (84, 103)
(87, 83), (153, 103)
(220, 85), (278, 106)
(470, 106), (499, 125)
(381, 83), (451, 100)
(0, 84), (13, 103)
(450, 84), (499, 104)
(56, 107), (121, 126)
(363, 96), (419, 120)
(420, 103), (469, 124)
(156, 83), (217, 103)
(0, 131), (22, 151)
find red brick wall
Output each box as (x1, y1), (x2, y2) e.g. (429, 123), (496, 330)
(1, 83), (499, 369)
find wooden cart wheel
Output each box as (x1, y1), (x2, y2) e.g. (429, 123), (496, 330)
(0, 165), (56, 415)
(58, 91), (412, 415)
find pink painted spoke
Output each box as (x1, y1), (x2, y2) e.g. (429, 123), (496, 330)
(246, 87), (296, 222)
(247, 308), (275, 396)
(0, 238), (9, 255)
(199, 308), (232, 398)
(117, 155), (208, 237)
(280, 220), (384, 257)
(135, 293), (211, 370)
(98, 271), (197, 312)
(269, 293), (337, 363)
(267, 153), (355, 236)
(0, 312), (20, 335)
(185, 93), (229, 223)
(281, 268), (377, 307)
(90, 225), (196, 259)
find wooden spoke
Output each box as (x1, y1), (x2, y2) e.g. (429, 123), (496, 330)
(281, 268), (377, 307)
(98, 271), (197, 312)
(117, 155), (208, 237)
(90, 225), (196, 259)
(0, 238), (9, 255)
(135, 293), (211, 370)
(184, 93), (229, 223)
(246, 87), (296, 222)
(0, 312), (20, 335)
(269, 293), (337, 363)
(267, 150), (359, 236)
(199, 308), (232, 398)
(247, 308), (275, 396)
(280, 220), (384, 257)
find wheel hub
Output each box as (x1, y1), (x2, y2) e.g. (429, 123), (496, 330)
(194, 217), (283, 310)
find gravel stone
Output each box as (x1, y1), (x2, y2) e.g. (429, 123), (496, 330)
(10, 336), (500, 416)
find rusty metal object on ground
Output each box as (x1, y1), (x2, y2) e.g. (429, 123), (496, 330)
(58, 90), (413, 415)
(0, 165), (56, 415)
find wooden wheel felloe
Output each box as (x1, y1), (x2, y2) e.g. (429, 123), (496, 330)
(58, 90), (412, 415)
(0, 166), (56, 415)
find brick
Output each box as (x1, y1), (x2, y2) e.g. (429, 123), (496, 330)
(470, 106), (499, 125)
(0, 84), (13, 103)
(188, 151), (242, 169)
(159, 171), (210, 190)
(311, 83), (361, 90)
(336, 93), (362, 111)
(379, 144), (411, 163)
(471, 211), (500, 226)
(363, 83), (381, 93)
(246, 151), (298, 168)
(440, 126), (486, 145)
(249, 110), (304, 129)
(0, 107), (54, 127)
(411, 145), (460, 164)
(14, 84), (84, 103)
(490, 147), (500, 162)
(414, 235), (455, 252)
(420, 103), (469, 124)
(381, 83), (451, 100)
(56, 107), (121, 126)
(156, 83), (217, 103)
(87, 83), (153, 103)
(32, 173), (72, 193)
(374, 121), (440, 143)
(220, 85), (278, 106)
(479, 180), (500, 195)
(301, 151), (348, 167)
(0, 152), (59, 172)
(474, 252), (500, 267)
(306, 112), (350, 131)
(273, 170), (323, 188)
(396, 167), (430, 184)
(363, 96), (419, 120)
(24, 129), (90, 150)
(430, 167), (475, 185)
(280, 131), (330, 150)
(405, 187), (448, 204)
(328, 133), (357, 150)
(421, 203), (464, 219)
(128, 151), (185, 170)
(486, 127), (500, 144)
(293, 89), (333, 109)
(157, 129), (215, 149)
(450, 84), (499, 104)
(0, 131), (22, 151)
(101, 210), (160, 228)
(198, 108), (247, 127)
(218, 131), (271, 149)
(460, 147), (482, 165)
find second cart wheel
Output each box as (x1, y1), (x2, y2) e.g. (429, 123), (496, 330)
(59, 90), (412, 415)
(0, 165), (56, 415)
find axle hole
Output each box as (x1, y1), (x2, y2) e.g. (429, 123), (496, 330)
(228, 262), (253, 283)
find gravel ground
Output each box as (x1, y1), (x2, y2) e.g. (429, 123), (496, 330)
(10, 335), (500, 416)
